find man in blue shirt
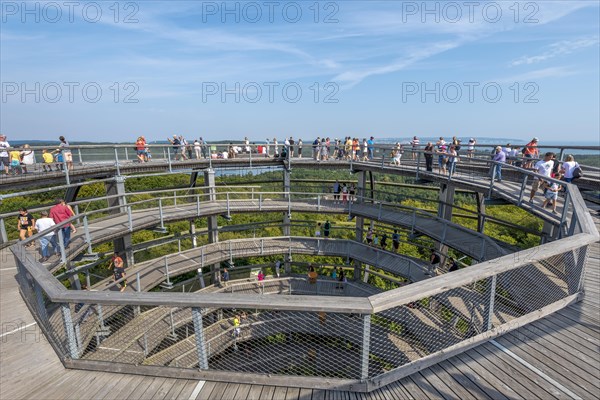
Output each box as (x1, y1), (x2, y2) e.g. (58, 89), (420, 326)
(367, 136), (375, 160)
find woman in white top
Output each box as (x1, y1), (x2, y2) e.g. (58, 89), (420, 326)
(20, 144), (35, 173)
(560, 155), (579, 183)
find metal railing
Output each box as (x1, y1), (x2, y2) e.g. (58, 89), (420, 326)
(8, 154), (599, 392)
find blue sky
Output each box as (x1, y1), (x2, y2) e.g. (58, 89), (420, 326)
(1, 0), (599, 144)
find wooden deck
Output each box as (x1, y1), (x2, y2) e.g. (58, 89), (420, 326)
(1, 207), (598, 399)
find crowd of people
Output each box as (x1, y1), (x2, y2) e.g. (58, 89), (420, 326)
(0, 134), (75, 175)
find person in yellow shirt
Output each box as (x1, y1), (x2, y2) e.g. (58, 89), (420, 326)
(42, 149), (54, 172)
(9, 148), (22, 175)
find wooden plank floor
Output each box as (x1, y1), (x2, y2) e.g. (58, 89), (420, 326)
(1, 211), (598, 399)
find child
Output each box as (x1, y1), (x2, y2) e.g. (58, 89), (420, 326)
(542, 181), (561, 214)
(42, 149), (54, 172)
(315, 223), (321, 237)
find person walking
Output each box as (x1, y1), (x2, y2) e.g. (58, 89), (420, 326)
(49, 198), (74, 248)
(34, 210), (57, 262)
(17, 208), (35, 246)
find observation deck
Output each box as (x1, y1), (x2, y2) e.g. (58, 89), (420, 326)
(0, 143), (598, 399)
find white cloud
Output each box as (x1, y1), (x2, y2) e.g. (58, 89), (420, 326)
(511, 37), (599, 66)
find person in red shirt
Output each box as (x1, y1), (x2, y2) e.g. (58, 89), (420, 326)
(523, 137), (539, 168)
(49, 198), (74, 248)
(135, 136), (147, 162)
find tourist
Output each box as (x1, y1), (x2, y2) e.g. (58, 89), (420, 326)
(49, 198), (74, 248)
(222, 268), (229, 286)
(349, 183), (356, 202)
(447, 145), (458, 177)
(341, 183), (348, 204)
(542, 181), (561, 214)
(180, 136), (190, 160)
(522, 137), (539, 168)
(56, 136), (73, 171)
(135, 136), (147, 162)
(560, 155), (581, 183)
(34, 210), (57, 262)
(411, 136), (420, 160)
(232, 315), (241, 337)
(492, 146), (506, 182)
(436, 138), (447, 174)
(424, 142), (434, 172)
(245, 137), (251, 154)
(448, 258), (460, 272)
(380, 232), (388, 250)
(17, 208), (35, 246)
(331, 267), (337, 280)
(199, 137), (208, 158)
(20, 144), (35, 173)
(0, 134), (9, 174)
(9, 146), (22, 175)
(308, 265), (317, 284)
(467, 138), (476, 158)
(323, 220), (331, 238)
(428, 250), (440, 276)
(367, 136), (375, 160)
(257, 270), (265, 288)
(529, 152), (555, 203)
(289, 137), (295, 158)
(297, 139), (303, 158)
(167, 135), (182, 160)
(274, 260), (281, 278)
(372, 233), (379, 247)
(194, 139), (201, 159)
(366, 228), (374, 246)
(315, 223), (321, 237)
(392, 230), (400, 253)
(273, 138), (279, 158)
(108, 252), (127, 292)
(362, 138), (368, 161)
(320, 138), (328, 161)
(338, 268), (346, 287)
(333, 180), (340, 203)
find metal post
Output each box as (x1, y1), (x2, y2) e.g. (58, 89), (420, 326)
(192, 307), (209, 369)
(165, 256), (172, 285)
(361, 314), (371, 380)
(558, 190), (571, 239)
(77, 148), (83, 164)
(114, 147), (121, 176)
(317, 195), (321, 211)
(260, 239), (264, 254)
(158, 198), (165, 230)
(517, 175), (529, 206)
(169, 309), (177, 339)
(259, 193), (262, 211)
(416, 150), (421, 180)
(136, 272), (141, 292)
(127, 206), (133, 232)
(178, 239), (181, 253)
(487, 164), (496, 199)
(124, 146), (129, 161)
(378, 202), (382, 220)
(226, 193), (230, 218)
(85, 272), (91, 289)
(83, 216), (92, 254)
(167, 149), (172, 172)
(64, 161), (70, 185)
(0, 218), (8, 244)
(61, 304), (79, 359)
(196, 195), (201, 216)
(57, 228), (67, 265)
(174, 191), (177, 206)
(485, 275), (497, 331)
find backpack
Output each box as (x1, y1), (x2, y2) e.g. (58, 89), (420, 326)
(572, 165), (583, 179)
